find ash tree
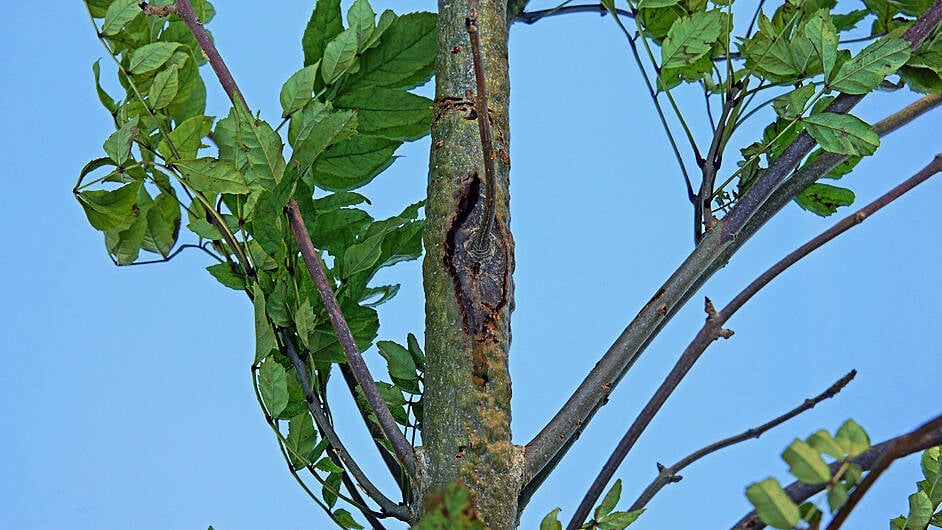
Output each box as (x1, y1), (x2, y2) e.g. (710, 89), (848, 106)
(75, 0), (942, 528)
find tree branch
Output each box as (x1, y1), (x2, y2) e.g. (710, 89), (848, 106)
(515, 3), (635, 24)
(566, 152), (942, 528)
(172, 0), (247, 110)
(280, 330), (409, 521)
(731, 416), (942, 530)
(286, 199), (417, 478)
(522, 3), (942, 497)
(629, 370), (857, 512)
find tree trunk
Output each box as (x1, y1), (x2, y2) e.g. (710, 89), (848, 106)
(417, 0), (522, 526)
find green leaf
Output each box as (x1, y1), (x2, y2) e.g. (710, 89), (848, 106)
(660, 10), (723, 69)
(834, 419), (870, 457)
(796, 183), (855, 216)
(360, 284), (400, 307)
(807, 430), (845, 459)
(540, 508), (563, 530)
(129, 42), (181, 75)
(832, 9), (870, 32)
(746, 478), (801, 529)
(596, 509), (644, 529)
(344, 12), (436, 91)
(141, 191), (180, 257)
(782, 439), (831, 484)
(76, 181), (142, 231)
(159, 114), (213, 160)
(905, 490), (933, 529)
(596, 479), (622, 519)
(92, 59), (117, 113)
(921, 446), (941, 484)
(407, 333), (426, 372)
(253, 285), (278, 363)
(802, 112), (879, 156)
(206, 263), (246, 290)
(321, 28), (359, 84)
(310, 136), (400, 191)
(302, 0), (343, 67)
(148, 64), (180, 110)
(295, 298), (318, 349)
(86, 0), (114, 18)
(258, 356), (289, 417)
(288, 101), (358, 179)
(376, 340), (420, 394)
(333, 509), (364, 530)
(316, 456), (346, 474)
(215, 106), (285, 191)
(827, 481), (849, 513)
(343, 233), (384, 277)
(334, 88), (433, 141)
(347, 0), (376, 47)
(772, 83), (816, 120)
(174, 158), (251, 195)
(102, 0), (141, 36)
(829, 37), (911, 93)
(639, 0), (681, 7)
(323, 471), (343, 508)
(280, 64), (319, 118)
(804, 10), (838, 78)
(103, 118), (139, 165)
(107, 202), (148, 264)
(286, 412), (317, 470)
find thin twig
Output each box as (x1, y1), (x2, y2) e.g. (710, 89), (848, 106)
(280, 330), (410, 521)
(695, 83), (743, 242)
(566, 153), (942, 528)
(630, 370), (856, 511)
(285, 199), (416, 478)
(173, 0), (247, 110)
(108, 243), (221, 267)
(731, 417), (942, 530)
(466, 5), (498, 254)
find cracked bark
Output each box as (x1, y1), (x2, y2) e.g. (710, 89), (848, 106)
(416, 0), (523, 527)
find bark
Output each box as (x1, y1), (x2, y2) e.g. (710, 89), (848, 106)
(416, 0), (523, 526)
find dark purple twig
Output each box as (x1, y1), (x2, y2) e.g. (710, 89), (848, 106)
(466, 5), (498, 253)
(630, 370), (856, 511)
(173, 0), (247, 110)
(286, 199), (416, 477)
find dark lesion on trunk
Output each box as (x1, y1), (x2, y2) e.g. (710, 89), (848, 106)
(443, 172), (510, 347)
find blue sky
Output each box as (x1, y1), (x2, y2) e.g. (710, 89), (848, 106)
(1, 1), (940, 528)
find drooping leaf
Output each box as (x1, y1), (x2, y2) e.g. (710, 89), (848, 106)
(102, 118), (139, 165)
(92, 59), (117, 113)
(796, 183), (855, 216)
(333, 509), (364, 530)
(803, 112), (879, 156)
(903, 490), (933, 529)
(827, 481), (849, 513)
(258, 356), (289, 417)
(407, 333), (426, 372)
(129, 42), (181, 75)
(76, 181), (142, 231)
(253, 285), (278, 363)
(286, 412), (317, 470)
(829, 37), (911, 93)
(215, 105), (285, 191)
(772, 83), (816, 119)
(174, 158), (251, 195)
(745, 478), (801, 529)
(206, 262), (246, 290)
(141, 191), (180, 257)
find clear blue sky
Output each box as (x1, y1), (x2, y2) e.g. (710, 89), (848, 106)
(1, 1), (939, 528)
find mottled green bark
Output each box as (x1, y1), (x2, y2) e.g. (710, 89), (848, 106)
(417, 0), (523, 527)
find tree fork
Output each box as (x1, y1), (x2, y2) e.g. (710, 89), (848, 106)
(418, 0), (523, 526)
